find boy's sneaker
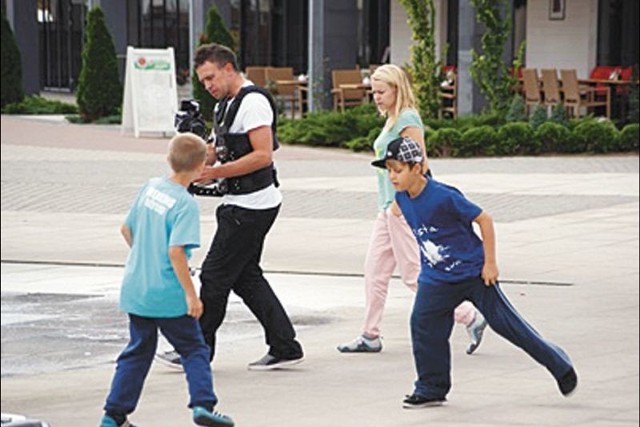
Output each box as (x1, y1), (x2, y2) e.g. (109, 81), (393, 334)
(192, 406), (234, 427)
(100, 414), (137, 427)
(154, 350), (183, 371)
(557, 367), (578, 396)
(465, 311), (488, 355)
(247, 353), (304, 371)
(402, 393), (446, 409)
(337, 335), (382, 353)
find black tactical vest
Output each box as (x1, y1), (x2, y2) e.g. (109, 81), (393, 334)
(213, 85), (280, 195)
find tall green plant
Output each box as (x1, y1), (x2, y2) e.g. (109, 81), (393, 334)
(1, 8), (24, 108)
(192, 5), (236, 121)
(469, 0), (518, 114)
(76, 7), (122, 122)
(398, 0), (440, 118)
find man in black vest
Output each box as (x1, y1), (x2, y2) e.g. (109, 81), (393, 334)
(157, 43), (304, 371)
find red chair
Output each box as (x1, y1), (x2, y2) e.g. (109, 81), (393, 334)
(619, 66), (633, 81)
(442, 65), (457, 74)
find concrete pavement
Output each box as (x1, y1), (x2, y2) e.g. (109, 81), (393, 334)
(1, 114), (638, 426)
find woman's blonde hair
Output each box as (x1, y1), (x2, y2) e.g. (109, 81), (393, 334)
(371, 64), (417, 130)
(167, 132), (207, 173)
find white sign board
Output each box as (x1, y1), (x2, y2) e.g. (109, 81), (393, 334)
(121, 47), (178, 137)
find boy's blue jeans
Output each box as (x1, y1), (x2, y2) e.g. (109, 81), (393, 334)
(411, 276), (573, 399)
(104, 314), (217, 417)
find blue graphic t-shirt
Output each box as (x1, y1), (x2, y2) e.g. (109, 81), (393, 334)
(396, 178), (484, 284)
(120, 176), (200, 317)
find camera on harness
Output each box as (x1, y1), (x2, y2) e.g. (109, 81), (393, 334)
(174, 99), (207, 139)
(174, 99), (228, 197)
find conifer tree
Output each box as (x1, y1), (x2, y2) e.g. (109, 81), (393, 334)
(76, 7), (122, 122)
(1, 8), (24, 108)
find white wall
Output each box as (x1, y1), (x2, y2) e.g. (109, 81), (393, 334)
(390, 0), (413, 66)
(526, 0), (598, 78)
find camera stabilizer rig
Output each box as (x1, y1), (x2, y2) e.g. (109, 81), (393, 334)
(174, 99), (227, 197)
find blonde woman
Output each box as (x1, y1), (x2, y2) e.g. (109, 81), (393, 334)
(337, 64), (487, 354)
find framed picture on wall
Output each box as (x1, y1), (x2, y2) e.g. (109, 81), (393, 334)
(549, 0), (566, 20)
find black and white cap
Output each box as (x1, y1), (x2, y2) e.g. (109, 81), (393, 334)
(371, 136), (424, 169)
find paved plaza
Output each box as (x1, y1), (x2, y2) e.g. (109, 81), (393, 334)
(1, 114), (638, 426)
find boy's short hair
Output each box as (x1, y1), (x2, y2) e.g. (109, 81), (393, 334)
(371, 137), (424, 169)
(168, 133), (207, 173)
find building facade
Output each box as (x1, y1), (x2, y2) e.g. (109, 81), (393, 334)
(3, 0), (638, 114)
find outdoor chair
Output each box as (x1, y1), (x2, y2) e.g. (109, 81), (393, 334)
(521, 68), (542, 114)
(265, 67), (298, 119)
(331, 69), (368, 112)
(540, 69), (562, 111)
(560, 68), (611, 118)
(245, 66), (269, 87)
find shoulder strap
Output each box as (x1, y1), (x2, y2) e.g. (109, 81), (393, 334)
(222, 85), (280, 151)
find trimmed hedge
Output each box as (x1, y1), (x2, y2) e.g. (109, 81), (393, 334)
(617, 124), (639, 152)
(278, 104), (383, 151)
(275, 104), (639, 157)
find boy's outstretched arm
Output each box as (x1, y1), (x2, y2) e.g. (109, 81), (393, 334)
(474, 211), (499, 286)
(120, 224), (133, 248)
(168, 246), (204, 319)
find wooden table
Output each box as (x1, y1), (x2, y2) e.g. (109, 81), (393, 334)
(577, 78), (639, 120)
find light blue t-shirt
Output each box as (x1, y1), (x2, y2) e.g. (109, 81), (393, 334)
(120, 176), (201, 318)
(372, 108), (424, 210)
(396, 178), (484, 285)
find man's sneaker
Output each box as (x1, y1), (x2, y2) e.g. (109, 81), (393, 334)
(100, 414), (137, 427)
(465, 311), (488, 355)
(337, 335), (382, 353)
(402, 394), (446, 409)
(192, 406), (234, 427)
(247, 353), (304, 371)
(154, 350), (183, 371)
(557, 367), (578, 396)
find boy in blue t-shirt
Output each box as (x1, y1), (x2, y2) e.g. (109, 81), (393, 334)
(100, 133), (234, 427)
(371, 136), (577, 409)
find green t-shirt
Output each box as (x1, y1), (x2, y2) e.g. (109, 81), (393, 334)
(372, 108), (424, 211)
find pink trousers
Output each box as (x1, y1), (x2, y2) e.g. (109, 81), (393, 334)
(362, 209), (475, 338)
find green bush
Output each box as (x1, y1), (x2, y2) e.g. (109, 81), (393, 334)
(278, 102), (636, 156)
(572, 119), (619, 153)
(1, 8), (24, 108)
(494, 122), (536, 155)
(535, 121), (573, 153)
(424, 111), (504, 132)
(278, 104), (383, 149)
(505, 94), (526, 122)
(529, 105), (547, 130)
(76, 7), (122, 122)
(616, 123), (639, 152)
(2, 95), (78, 114)
(192, 5), (236, 121)
(549, 103), (569, 127)
(459, 125), (497, 157)
(427, 127), (463, 157)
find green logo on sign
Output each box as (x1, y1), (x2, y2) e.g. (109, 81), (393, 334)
(134, 57), (171, 71)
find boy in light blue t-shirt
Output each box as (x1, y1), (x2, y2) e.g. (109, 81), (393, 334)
(372, 136), (577, 409)
(100, 133), (234, 427)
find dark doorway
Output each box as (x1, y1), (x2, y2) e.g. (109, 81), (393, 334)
(38, 0), (85, 91)
(598, 0), (639, 67)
